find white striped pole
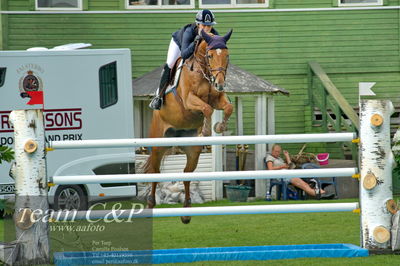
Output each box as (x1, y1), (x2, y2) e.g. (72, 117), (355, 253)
(48, 132), (357, 150)
(51, 202), (359, 221)
(51, 168), (358, 185)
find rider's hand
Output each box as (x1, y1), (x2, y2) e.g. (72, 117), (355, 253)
(283, 150), (289, 156)
(194, 35), (203, 43)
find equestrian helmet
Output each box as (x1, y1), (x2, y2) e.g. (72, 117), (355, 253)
(195, 9), (216, 26)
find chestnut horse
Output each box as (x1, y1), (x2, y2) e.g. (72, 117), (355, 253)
(145, 30), (233, 224)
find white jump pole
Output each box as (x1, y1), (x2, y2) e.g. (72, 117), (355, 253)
(359, 97), (396, 249)
(51, 202), (359, 221)
(48, 132), (356, 150)
(51, 168), (358, 185)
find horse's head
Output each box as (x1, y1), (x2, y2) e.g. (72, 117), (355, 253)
(200, 29), (233, 92)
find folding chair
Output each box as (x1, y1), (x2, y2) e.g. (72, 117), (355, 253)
(301, 162), (338, 197)
(268, 179), (303, 200)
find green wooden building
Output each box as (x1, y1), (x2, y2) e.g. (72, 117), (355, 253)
(1, 0), (399, 158)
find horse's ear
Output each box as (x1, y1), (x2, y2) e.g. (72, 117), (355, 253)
(201, 30), (212, 44)
(223, 29), (233, 43)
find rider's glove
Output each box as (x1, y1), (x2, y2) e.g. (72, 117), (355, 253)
(194, 35), (203, 43)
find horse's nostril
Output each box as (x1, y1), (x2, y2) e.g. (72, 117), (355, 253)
(218, 85), (224, 91)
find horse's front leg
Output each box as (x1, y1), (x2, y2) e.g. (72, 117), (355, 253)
(180, 145), (202, 224)
(184, 92), (213, 136)
(202, 116), (212, 137)
(212, 93), (233, 134)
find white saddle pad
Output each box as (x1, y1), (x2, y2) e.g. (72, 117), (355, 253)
(165, 60), (184, 95)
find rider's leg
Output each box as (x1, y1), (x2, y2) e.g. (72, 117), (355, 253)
(149, 39), (180, 110)
(149, 64), (171, 110)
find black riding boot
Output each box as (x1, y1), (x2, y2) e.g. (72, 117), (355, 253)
(149, 64), (171, 110)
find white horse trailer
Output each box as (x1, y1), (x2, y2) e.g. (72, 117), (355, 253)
(0, 46), (137, 210)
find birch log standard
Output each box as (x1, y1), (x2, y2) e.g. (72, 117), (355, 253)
(359, 99), (396, 249)
(8, 110), (50, 265)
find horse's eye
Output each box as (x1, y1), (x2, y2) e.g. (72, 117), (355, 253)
(207, 54), (212, 59)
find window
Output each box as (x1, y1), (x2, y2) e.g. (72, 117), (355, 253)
(36, 0), (82, 10)
(127, 0), (195, 9)
(0, 68), (6, 88)
(338, 0), (382, 6)
(200, 0), (269, 8)
(99, 62), (118, 109)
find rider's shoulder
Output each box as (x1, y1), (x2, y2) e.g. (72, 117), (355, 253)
(183, 23), (196, 32)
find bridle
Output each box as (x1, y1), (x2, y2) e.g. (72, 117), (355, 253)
(188, 41), (229, 86)
(204, 47), (229, 85)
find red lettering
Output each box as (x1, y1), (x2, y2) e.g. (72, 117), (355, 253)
(54, 113), (63, 127)
(1, 114), (10, 130)
(45, 113), (54, 127)
(43, 109), (82, 131)
(1, 109), (82, 132)
(64, 112), (73, 127)
(74, 112), (82, 129)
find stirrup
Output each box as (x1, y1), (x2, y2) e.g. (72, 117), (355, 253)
(149, 96), (163, 110)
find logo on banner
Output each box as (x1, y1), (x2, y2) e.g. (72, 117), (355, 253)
(18, 70), (44, 105)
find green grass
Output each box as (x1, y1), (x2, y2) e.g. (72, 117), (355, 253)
(152, 199), (399, 265)
(1, 198), (400, 265)
(153, 198), (360, 248)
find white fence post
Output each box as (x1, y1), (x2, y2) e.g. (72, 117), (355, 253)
(9, 110), (49, 265)
(255, 94), (267, 198)
(212, 110), (224, 200)
(359, 99), (396, 249)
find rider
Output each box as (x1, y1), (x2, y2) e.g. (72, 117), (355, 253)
(149, 9), (219, 110)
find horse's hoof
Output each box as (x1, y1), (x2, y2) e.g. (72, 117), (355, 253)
(213, 122), (226, 134)
(181, 198), (192, 223)
(181, 216), (191, 224)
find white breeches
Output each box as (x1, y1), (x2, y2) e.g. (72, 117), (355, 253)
(166, 38), (181, 69)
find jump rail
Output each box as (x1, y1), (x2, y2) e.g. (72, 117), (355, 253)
(48, 132), (357, 149)
(51, 203), (359, 221)
(51, 168), (358, 184)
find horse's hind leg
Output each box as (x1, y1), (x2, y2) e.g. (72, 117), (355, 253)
(180, 145), (203, 224)
(146, 146), (169, 209)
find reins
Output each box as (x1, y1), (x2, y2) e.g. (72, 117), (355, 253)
(186, 40), (228, 85)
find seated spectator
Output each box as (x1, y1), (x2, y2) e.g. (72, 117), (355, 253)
(266, 144), (333, 199)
